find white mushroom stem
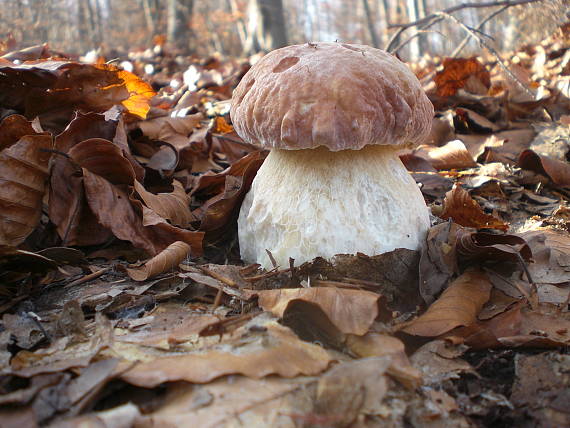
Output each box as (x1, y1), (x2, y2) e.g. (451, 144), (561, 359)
(238, 145), (431, 269)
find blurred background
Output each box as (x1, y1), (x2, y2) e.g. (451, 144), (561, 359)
(0, 0), (568, 60)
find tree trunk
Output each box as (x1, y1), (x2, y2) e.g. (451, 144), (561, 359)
(167, 0), (194, 53)
(243, 0), (288, 54)
(362, 0), (379, 48)
(142, 0), (156, 35)
(227, 0), (248, 49)
(405, 0), (420, 61)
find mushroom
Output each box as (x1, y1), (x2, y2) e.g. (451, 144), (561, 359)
(231, 42), (434, 269)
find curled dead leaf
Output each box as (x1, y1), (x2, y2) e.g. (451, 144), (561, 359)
(456, 228), (532, 263)
(518, 149), (570, 187)
(134, 180), (194, 228)
(417, 140), (477, 170)
(441, 184), (508, 231)
(127, 241), (191, 281)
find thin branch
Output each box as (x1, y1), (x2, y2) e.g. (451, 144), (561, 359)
(389, 0), (544, 30)
(434, 10), (535, 98)
(390, 17), (446, 54)
(451, 5), (508, 57)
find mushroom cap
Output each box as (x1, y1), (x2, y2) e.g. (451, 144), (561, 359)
(230, 42), (434, 151)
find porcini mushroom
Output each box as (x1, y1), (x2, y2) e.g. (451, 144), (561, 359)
(231, 42), (434, 269)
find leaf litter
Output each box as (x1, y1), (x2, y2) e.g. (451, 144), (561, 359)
(0, 25), (570, 428)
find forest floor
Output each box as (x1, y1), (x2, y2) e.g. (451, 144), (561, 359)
(1, 25), (570, 427)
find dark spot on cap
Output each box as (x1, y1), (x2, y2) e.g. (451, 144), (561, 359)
(272, 56), (300, 73)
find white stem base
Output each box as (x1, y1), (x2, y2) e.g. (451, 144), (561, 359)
(238, 145), (430, 269)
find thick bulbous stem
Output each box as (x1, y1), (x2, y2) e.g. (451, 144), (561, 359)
(238, 145), (431, 269)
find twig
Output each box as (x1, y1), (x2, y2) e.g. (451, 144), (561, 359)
(434, 11), (535, 98)
(65, 268), (109, 288)
(451, 5), (509, 57)
(388, 0), (544, 30)
(199, 265), (237, 288)
(516, 252), (539, 309)
(391, 23), (447, 55)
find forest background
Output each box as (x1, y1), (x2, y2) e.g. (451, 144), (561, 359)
(1, 0), (569, 62)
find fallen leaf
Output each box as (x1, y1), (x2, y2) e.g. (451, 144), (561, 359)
(0, 114), (40, 151)
(281, 299), (346, 351)
(401, 268), (492, 337)
(518, 149), (570, 187)
(115, 302), (219, 349)
(462, 303), (570, 348)
(0, 60), (155, 119)
(120, 321), (332, 387)
(418, 139), (477, 170)
(419, 221), (460, 304)
(519, 229), (570, 284)
(410, 340), (475, 385)
(0, 133), (53, 246)
(435, 57), (491, 97)
(345, 332), (422, 389)
(255, 287), (381, 335)
(456, 228), (532, 263)
(134, 180), (194, 227)
(315, 357), (391, 424)
(441, 184), (508, 231)
(134, 376), (316, 428)
(126, 241), (191, 281)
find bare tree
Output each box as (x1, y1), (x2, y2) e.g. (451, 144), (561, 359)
(362, 0), (379, 47)
(243, 0), (288, 54)
(167, 0), (194, 52)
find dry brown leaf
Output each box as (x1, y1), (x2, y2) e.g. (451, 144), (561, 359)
(410, 340), (475, 385)
(134, 180), (193, 228)
(126, 241), (191, 281)
(441, 184), (508, 231)
(434, 57), (491, 97)
(0, 134), (52, 247)
(255, 287), (381, 335)
(69, 138), (136, 185)
(316, 357), (391, 424)
(419, 221), (461, 304)
(193, 150), (266, 238)
(115, 302), (219, 349)
(461, 303), (570, 349)
(120, 322), (332, 387)
(518, 149), (570, 187)
(81, 168), (203, 256)
(0, 60), (155, 119)
(281, 299), (346, 351)
(48, 156), (113, 247)
(401, 268), (492, 337)
(519, 229), (570, 284)
(133, 376), (316, 428)
(456, 228), (532, 263)
(345, 332), (422, 389)
(138, 113), (203, 150)
(418, 139), (477, 170)
(0, 114), (40, 151)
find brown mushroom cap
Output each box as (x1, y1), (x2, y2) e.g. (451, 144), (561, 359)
(230, 42), (434, 151)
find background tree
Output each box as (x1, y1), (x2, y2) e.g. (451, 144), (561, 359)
(243, 0), (288, 54)
(0, 0), (567, 60)
(167, 0), (194, 52)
